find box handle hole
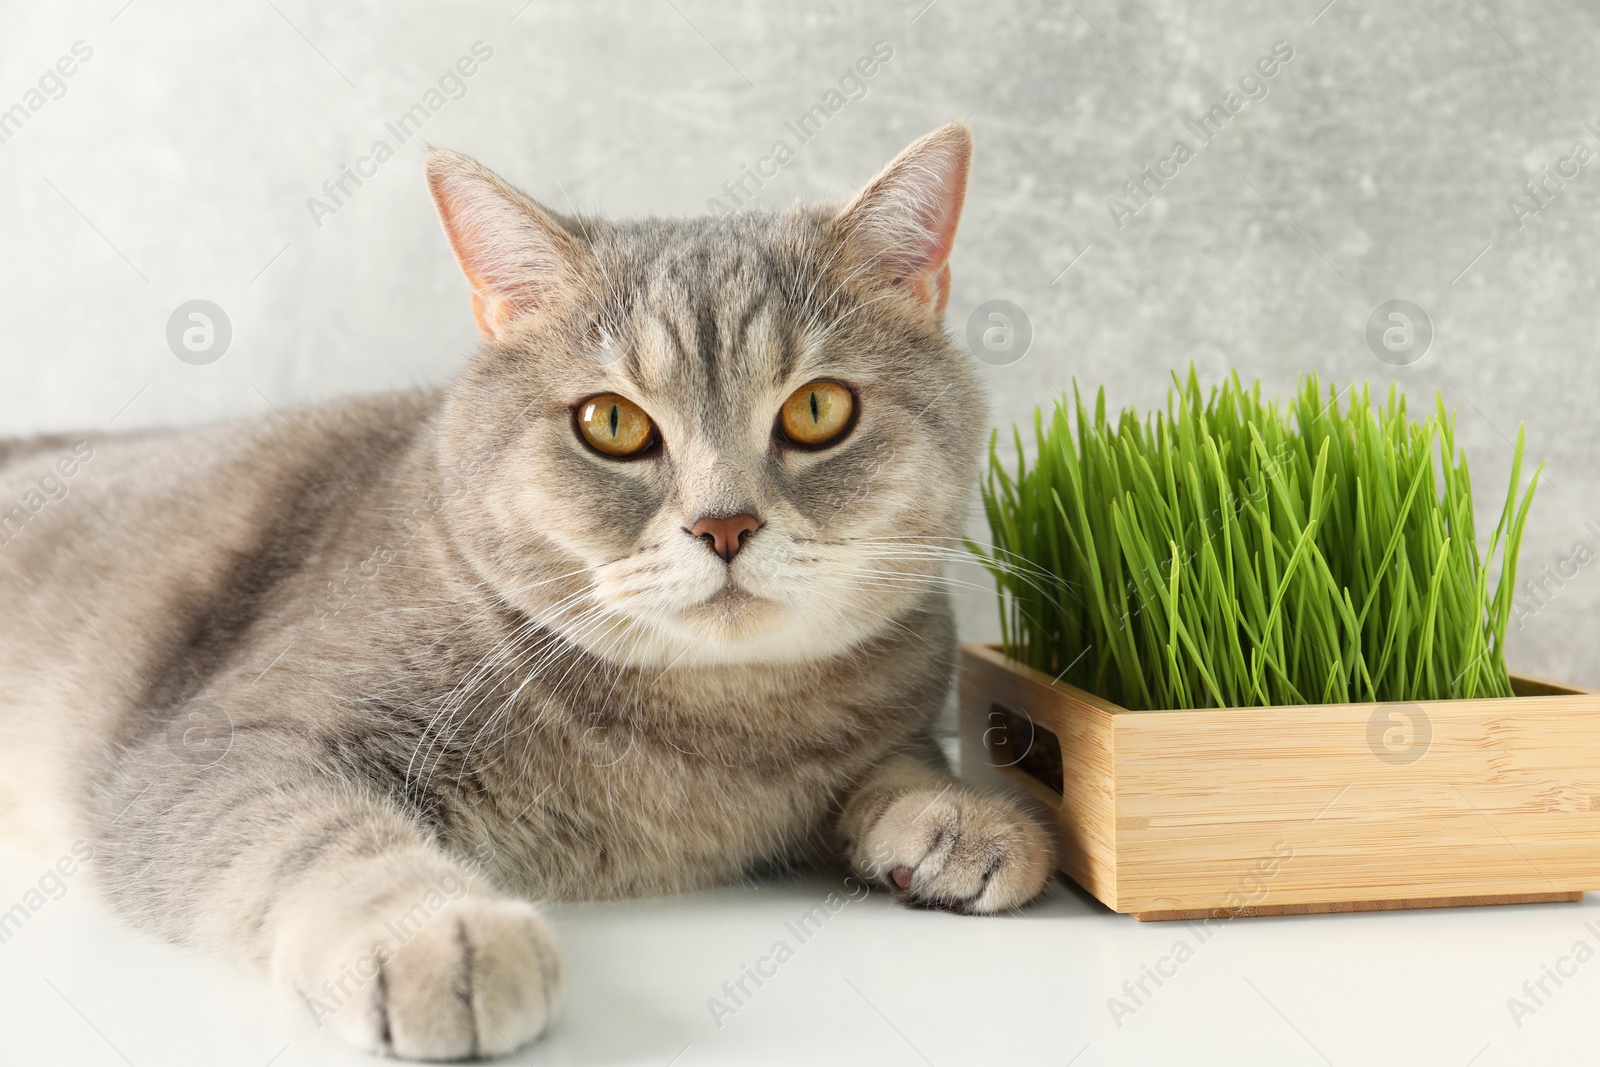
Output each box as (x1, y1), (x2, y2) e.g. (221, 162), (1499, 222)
(984, 703), (1062, 795)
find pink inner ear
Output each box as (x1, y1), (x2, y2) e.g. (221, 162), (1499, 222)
(434, 184), (542, 336)
(839, 124), (972, 314)
(931, 261), (952, 316)
(426, 154), (575, 340)
(901, 147), (969, 272)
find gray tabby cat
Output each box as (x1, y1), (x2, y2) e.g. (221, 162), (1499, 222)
(0, 122), (1053, 1060)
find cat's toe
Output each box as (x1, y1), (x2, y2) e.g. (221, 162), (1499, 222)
(856, 787), (1054, 914)
(330, 898), (563, 1061)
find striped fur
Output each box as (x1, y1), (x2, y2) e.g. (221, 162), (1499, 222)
(0, 123), (1052, 1060)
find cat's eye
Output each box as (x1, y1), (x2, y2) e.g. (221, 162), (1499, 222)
(778, 381), (855, 448)
(576, 394), (657, 458)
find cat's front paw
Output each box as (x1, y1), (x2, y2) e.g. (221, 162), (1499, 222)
(853, 786), (1054, 914)
(321, 897), (563, 1061)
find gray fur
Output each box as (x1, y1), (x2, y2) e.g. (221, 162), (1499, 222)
(0, 123), (1052, 1060)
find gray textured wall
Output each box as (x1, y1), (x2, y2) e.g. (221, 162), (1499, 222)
(2, 1), (1596, 685)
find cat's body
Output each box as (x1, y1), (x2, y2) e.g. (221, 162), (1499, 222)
(0, 390), (954, 893)
(0, 124), (1053, 1060)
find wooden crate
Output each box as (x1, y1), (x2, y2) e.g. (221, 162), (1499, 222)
(957, 643), (1600, 920)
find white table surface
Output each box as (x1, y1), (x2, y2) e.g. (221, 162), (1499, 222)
(1, 836), (1595, 1067)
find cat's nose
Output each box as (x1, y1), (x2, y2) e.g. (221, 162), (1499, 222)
(688, 513), (762, 562)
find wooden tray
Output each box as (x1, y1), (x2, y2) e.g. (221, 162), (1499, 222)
(957, 644), (1599, 920)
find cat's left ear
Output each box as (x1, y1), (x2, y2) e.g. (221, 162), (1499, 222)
(833, 122), (972, 318)
(425, 149), (587, 340)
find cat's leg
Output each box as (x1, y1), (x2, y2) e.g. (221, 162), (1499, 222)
(90, 729), (561, 1060)
(837, 739), (1055, 914)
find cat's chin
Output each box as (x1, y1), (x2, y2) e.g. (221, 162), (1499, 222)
(695, 583), (762, 612)
(569, 590), (883, 669)
(679, 584), (783, 640)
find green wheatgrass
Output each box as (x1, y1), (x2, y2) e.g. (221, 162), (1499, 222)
(972, 368), (1540, 711)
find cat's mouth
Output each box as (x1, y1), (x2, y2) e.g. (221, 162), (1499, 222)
(687, 582), (779, 631)
(701, 583), (758, 608)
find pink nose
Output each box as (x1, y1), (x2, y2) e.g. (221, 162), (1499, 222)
(689, 513), (761, 562)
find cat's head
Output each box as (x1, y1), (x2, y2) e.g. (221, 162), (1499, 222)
(427, 124), (984, 667)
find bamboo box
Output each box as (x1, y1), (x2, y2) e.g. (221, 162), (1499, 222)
(957, 643), (1600, 920)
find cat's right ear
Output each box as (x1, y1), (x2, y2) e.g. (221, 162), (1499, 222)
(425, 149), (585, 340)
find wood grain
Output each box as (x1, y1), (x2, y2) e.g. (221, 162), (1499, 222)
(957, 644), (1600, 917)
(1131, 892), (1583, 922)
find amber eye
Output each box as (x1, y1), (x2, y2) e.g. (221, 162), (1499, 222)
(576, 394), (657, 458)
(778, 381), (855, 448)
